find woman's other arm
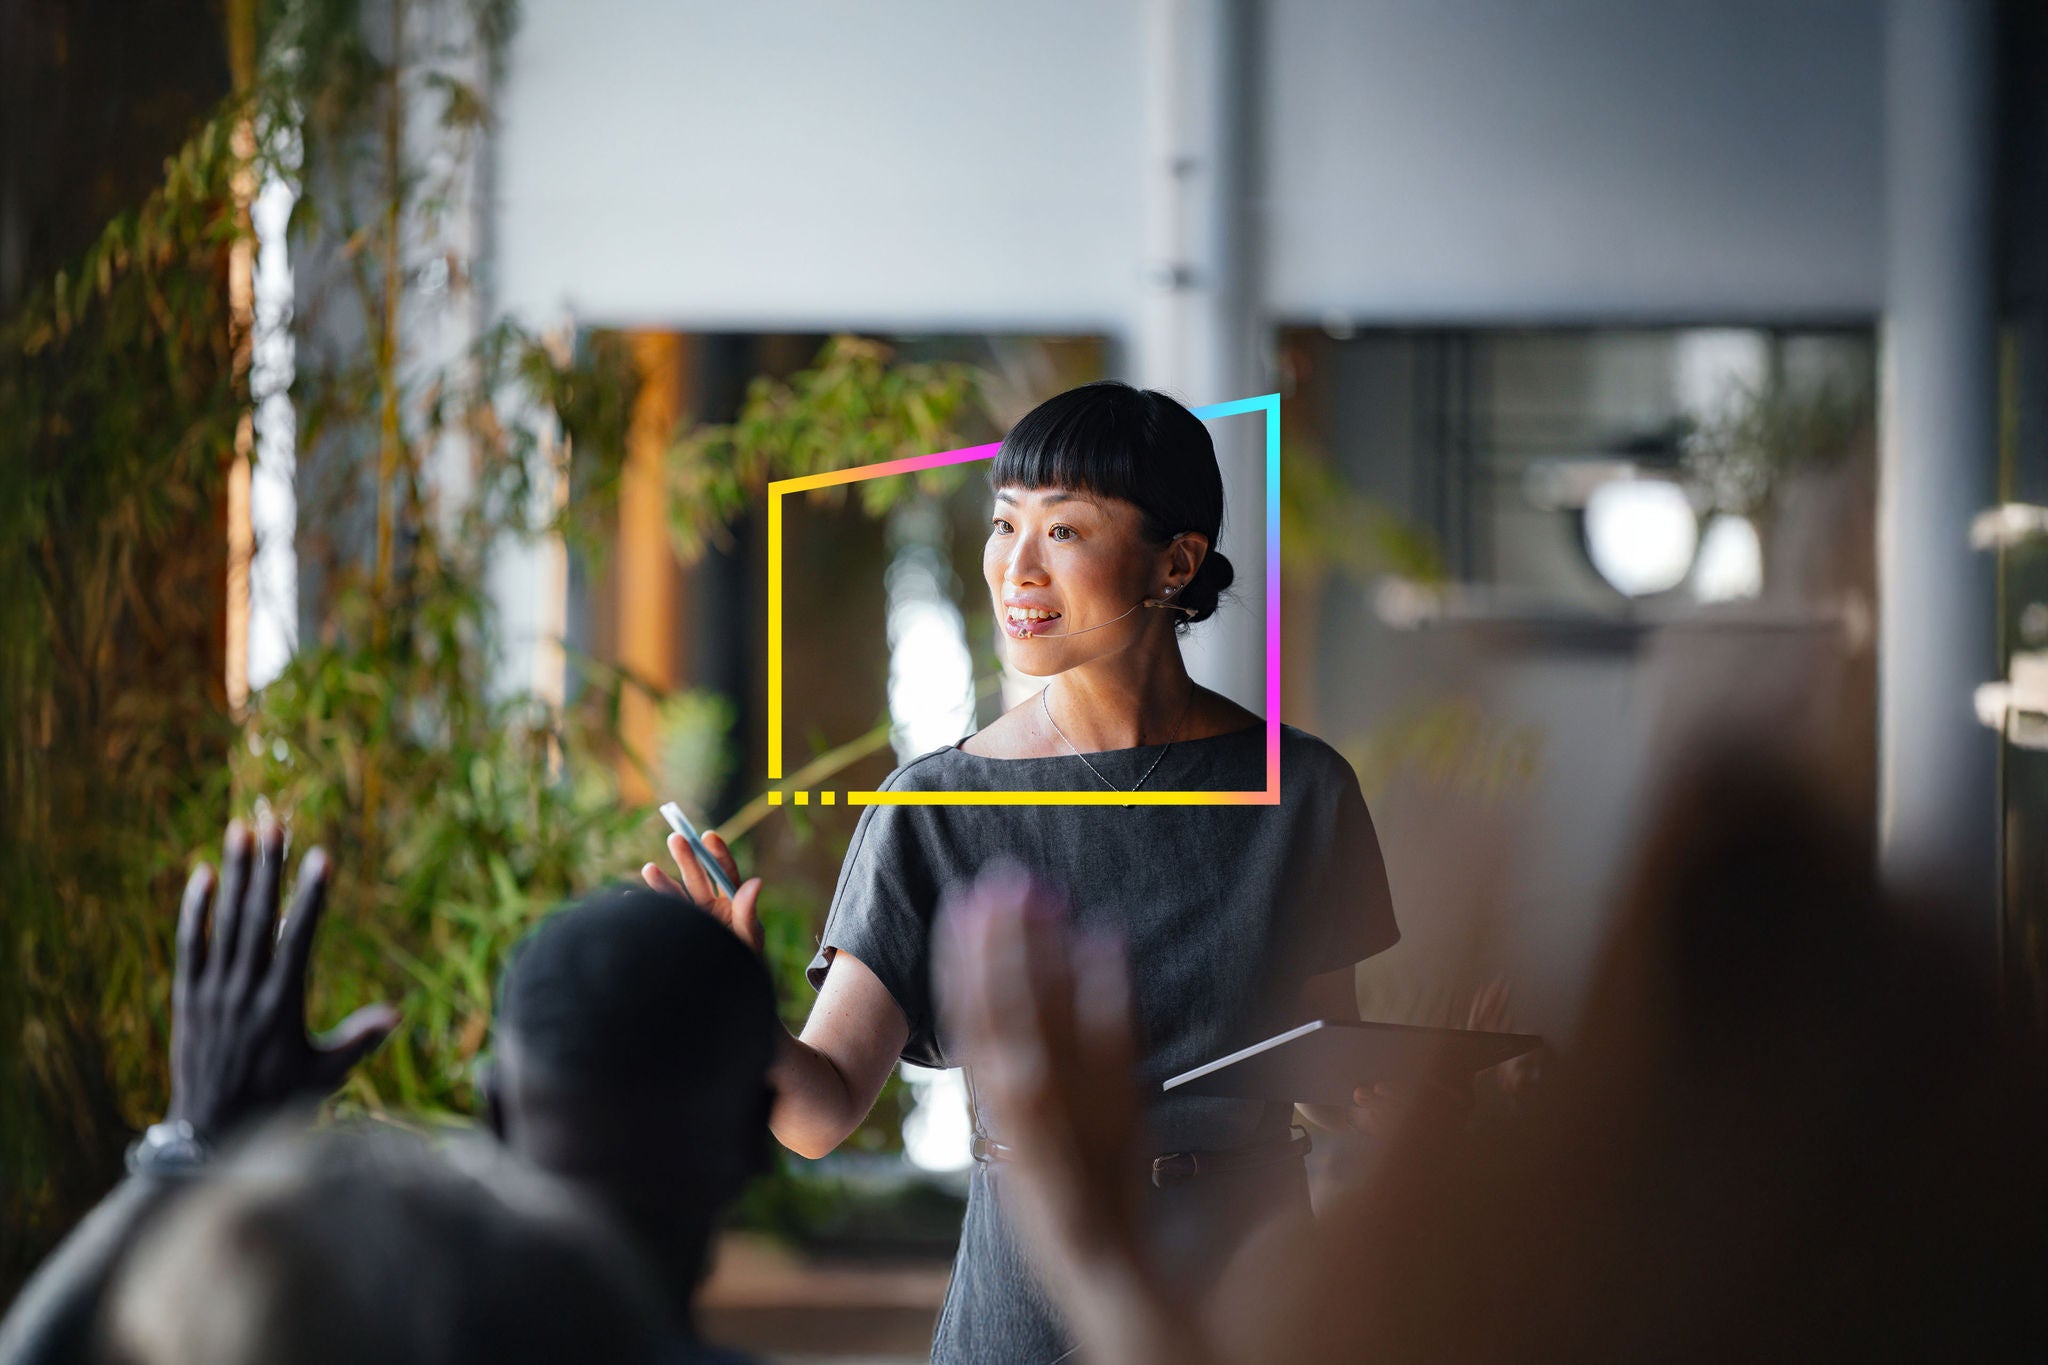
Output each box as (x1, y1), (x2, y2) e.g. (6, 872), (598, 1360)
(644, 832), (907, 1160)
(1295, 967), (1473, 1139)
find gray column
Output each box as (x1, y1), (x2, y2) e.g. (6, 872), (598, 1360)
(1879, 0), (1999, 947)
(1133, 0), (1267, 716)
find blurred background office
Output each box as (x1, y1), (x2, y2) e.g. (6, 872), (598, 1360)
(6, 1), (2045, 1359)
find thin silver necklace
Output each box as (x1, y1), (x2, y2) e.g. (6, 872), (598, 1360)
(1041, 678), (1196, 799)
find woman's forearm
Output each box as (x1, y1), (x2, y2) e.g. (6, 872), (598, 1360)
(767, 1027), (874, 1159)
(766, 948), (913, 1159)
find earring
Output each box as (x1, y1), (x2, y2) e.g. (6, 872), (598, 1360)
(1147, 585), (1195, 616)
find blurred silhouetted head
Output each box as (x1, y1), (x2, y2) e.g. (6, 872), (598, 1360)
(98, 1124), (666, 1365)
(991, 380), (1235, 627)
(484, 884), (778, 1295)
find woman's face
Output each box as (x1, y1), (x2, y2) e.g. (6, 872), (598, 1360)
(983, 484), (1169, 676)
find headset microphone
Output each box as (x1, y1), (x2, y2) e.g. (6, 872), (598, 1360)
(1036, 601), (1144, 637)
(1011, 586), (1193, 638)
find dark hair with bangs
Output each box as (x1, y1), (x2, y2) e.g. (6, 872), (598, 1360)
(989, 380), (1235, 628)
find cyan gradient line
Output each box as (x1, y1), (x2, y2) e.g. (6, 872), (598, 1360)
(1194, 393), (1283, 799)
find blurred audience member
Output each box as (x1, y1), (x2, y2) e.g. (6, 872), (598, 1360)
(0, 819), (395, 1365)
(0, 824), (780, 1365)
(95, 1125), (667, 1365)
(939, 746), (2048, 1363)
(480, 884), (779, 1361)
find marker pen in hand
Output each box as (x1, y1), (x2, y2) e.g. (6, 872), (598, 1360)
(658, 801), (739, 901)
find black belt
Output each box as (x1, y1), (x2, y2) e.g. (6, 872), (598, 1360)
(969, 1124), (1312, 1190)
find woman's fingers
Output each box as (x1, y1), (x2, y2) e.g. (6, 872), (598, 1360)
(642, 861), (687, 899)
(1347, 1071), (1472, 1139)
(729, 877), (765, 955)
(666, 831), (718, 907)
(702, 830), (741, 882)
(1348, 1084), (1394, 1137)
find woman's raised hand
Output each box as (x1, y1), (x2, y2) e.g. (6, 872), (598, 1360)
(642, 829), (765, 957)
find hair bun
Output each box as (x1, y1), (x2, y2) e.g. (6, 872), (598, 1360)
(1175, 548), (1235, 627)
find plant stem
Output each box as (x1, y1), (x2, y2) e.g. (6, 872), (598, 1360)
(372, 0), (405, 621)
(366, 0), (408, 874)
(719, 672), (1006, 842)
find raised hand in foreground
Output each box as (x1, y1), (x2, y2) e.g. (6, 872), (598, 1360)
(0, 816), (398, 1365)
(160, 817), (398, 1157)
(933, 860), (1218, 1365)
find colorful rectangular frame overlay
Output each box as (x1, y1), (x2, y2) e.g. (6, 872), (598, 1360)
(767, 392), (1280, 806)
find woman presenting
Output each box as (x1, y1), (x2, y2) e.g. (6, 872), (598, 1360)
(645, 381), (1400, 1363)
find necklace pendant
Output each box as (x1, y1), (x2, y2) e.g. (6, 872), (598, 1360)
(1041, 678), (1189, 804)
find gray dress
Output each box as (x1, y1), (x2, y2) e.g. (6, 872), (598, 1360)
(805, 722), (1399, 1364)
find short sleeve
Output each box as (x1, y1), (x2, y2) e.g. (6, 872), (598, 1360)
(1307, 755), (1400, 976)
(804, 770), (946, 1067)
